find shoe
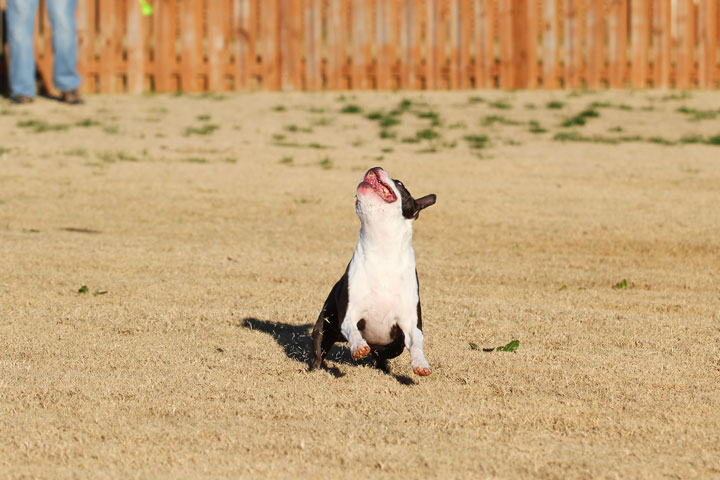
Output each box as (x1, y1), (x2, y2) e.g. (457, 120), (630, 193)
(60, 89), (84, 105)
(10, 95), (34, 104)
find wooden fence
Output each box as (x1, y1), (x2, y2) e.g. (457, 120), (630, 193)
(1, 0), (719, 94)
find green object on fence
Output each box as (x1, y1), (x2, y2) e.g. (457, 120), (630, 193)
(139, 0), (153, 16)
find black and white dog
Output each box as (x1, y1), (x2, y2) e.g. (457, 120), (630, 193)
(310, 167), (436, 376)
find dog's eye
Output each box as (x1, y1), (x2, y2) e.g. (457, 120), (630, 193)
(395, 180), (403, 188)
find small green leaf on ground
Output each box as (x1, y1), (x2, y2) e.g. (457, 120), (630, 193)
(93, 290), (108, 296)
(612, 279), (628, 289)
(500, 340), (520, 352)
(559, 284), (568, 291)
(78, 285), (89, 294)
(469, 342), (481, 350)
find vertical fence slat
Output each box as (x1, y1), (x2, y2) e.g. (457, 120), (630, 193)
(450, 0), (461, 89)
(608, 0), (627, 87)
(76, 0), (95, 93)
(426, 0), (439, 89)
(179, 0), (203, 92)
(543, 0), (558, 87)
(586, 0), (603, 87)
(473, 0), (494, 88)
(234, 0), (254, 90)
(564, 0), (581, 88)
(208, 0), (228, 90)
(327, 0), (346, 89)
(524, 0), (538, 88)
(400, 0), (412, 88)
(127, 0), (144, 93)
(631, 0), (649, 88)
(98, 0), (118, 93)
(677, 0), (692, 88)
(351, 0), (367, 89)
(261, 0), (280, 90)
(376, 0), (391, 89)
(304, 0), (322, 90)
(652, 0), (671, 88)
(152, 0), (175, 92)
(497, 0), (513, 88)
(698, 0), (717, 88)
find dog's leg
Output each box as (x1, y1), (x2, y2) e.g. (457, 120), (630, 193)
(406, 327), (431, 376)
(340, 308), (370, 359)
(310, 316), (326, 370)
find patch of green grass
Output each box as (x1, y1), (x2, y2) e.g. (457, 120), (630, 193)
(679, 134), (703, 144)
(102, 125), (119, 135)
(224, 157), (237, 163)
(647, 136), (676, 146)
(612, 279), (628, 290)
(351, 138), (365, 147)
(311, 117), (333, 127)
(448, 121), (467, 129)
(469, 339), (520, 352)
(417, 147), (438, 154)
(381, 147), (394, 153)
(609, 126), (624, 132)
(75, 118), (100, 127)
(17, 119), (70, 133)
(676, 106), (718, 121)
(415, 128), (440, 141)
(279, 156), (293, 164)
(546, 100), (565, 109)
(272, 133), (286, 141)
(483, 115), (520, 126)
(561, 108), (600, 127)
(464, 134), (489, 150)
(340, 104), (362, 114)
(0, 147), (11, 156)
(416, 110), (441, 126)
(706, 134), (720, 145)
(379, 129), (396, 139)
(468, 96), (485, 104)
(528, 121), (547, 134)
(284, 124), (313, 133)
(366, 111), (384, 121)
(553, 131), (643, 144)
(319, 157), (333, 169)
(197, 114), (211, 121)
(402, 136), (421, 144)
(661, 91), (691, 101)
(489, 100), (512, 110)
(273, 105), (287, 112)
(184, 124), (219, 136)
(184, 157), (208, 163)
(378, 115), (401, 128)
(98, 151), (139, 163)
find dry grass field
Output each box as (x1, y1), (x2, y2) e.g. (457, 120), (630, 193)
(1, 89), (719, 479)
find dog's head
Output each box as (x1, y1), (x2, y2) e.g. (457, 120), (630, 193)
(356, 167), (436, 224)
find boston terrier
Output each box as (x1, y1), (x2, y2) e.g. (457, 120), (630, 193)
(310, 167), (436, 376)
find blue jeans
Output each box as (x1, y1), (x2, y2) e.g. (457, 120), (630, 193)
(7, 0), (81, 98)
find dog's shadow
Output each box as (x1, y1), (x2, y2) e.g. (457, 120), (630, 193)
(241, 317), (416, 385)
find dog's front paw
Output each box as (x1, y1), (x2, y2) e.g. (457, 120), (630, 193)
(351, 344), (371, 359)
(413, 365), (432, 376)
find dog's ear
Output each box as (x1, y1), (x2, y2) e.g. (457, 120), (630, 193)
(415, 194), (436, 212)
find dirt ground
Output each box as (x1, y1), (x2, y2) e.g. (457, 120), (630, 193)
(1, 89), (719, 479)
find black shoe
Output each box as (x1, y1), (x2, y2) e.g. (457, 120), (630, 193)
(10, 95), (34, 104)
(60, 89), (84, 105)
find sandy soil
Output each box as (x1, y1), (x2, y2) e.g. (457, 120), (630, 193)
(1, 90), (719, 479)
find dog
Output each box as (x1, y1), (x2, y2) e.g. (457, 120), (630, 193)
(310, 167), (436, 376)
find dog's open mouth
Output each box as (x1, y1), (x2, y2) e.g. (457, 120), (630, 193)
(360, 169), (397, 203)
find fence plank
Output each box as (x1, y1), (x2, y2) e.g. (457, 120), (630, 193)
(152, 0), (175, 92)
(677, 0), (692, 88)
(233, 0), (254, 90)
(179, 0), (203, 92)
(208, 0), (229, 90)
(497, 0), (513, 88)
(608, 0), (627, 87)
(564, 0), (582, 88)
(698, 0), (717, 88)
(542, 0), (558, 87)
(524, 0), (538, 88)
(651, 0), (671, 88)
(127, 0), (144, 93)
(326, 0), (346, 89)
(376, 0), (392, 89)
(631, 0), (649, 88)
(586, 0), (603, 87)
(75, 0), (95, 93)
